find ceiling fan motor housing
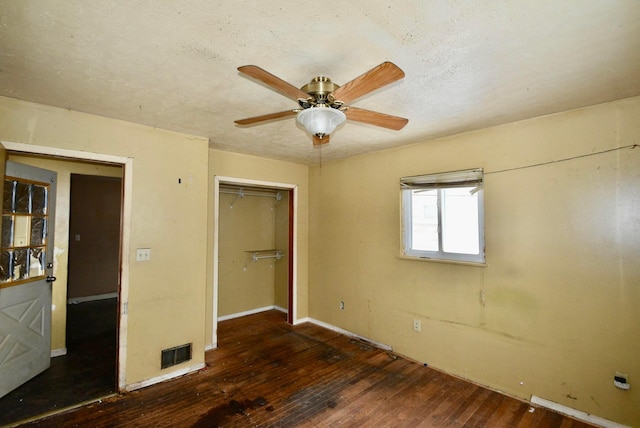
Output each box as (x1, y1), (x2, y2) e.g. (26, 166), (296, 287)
(299, 77), (343, 109)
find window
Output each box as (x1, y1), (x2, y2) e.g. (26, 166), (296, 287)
(1, 177), (50, 285)
(401, 168), (484, 263)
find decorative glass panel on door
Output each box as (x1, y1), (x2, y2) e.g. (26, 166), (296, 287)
(0, 177), (49, 287)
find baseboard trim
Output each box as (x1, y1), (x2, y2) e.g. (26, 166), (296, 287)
(217, 310), (392, 353)
(218, 305), (287, 322)
(531, 395), (629, 428)
(51, 347), (67, 358)
(68, 292), (118, 304)
(208, 306), (288, 350)
(124, 362), (205, 392)
(302, 317), (393, 351)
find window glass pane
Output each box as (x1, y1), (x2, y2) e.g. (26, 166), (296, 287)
(15, 182), (31, 214)
(13, 248), (29, 280)
(1, 215), (13, 247)
(0, 250), (12, 282)
(29, 248), (45, 277)
(3, 180), (15, 213)
(30, 216), (46, 246)
(32, 185), (47, 214)
(13, 215), (30, 247)
(442, 187), (479, 254)
(410, 189), (439, 251)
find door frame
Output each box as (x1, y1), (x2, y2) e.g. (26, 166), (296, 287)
(212, 175), (297, 348)
(1, 140), (132, 392)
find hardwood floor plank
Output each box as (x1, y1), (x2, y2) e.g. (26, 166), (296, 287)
(418, 375), (479, 427)
(20, 310), (597, 428)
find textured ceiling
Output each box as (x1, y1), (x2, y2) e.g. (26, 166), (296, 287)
(1, 1), (639, 165)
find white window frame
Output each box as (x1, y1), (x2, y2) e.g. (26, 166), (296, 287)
(401, 168), (485, 264)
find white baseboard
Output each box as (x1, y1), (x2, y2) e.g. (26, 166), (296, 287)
(217, 310), (391, 351)
(302, 317), (393, 351)
(531, 395), (630, 428)
(217, 309), (392, 353)
(124, 362), (205, 392)
(207, 306), (288, 350)
(218, 305), (287, 322)
(68, 292), (118, 304)
(51, 347), (67, 358)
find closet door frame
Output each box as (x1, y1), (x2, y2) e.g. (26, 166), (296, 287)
(212, 176), (297, 348)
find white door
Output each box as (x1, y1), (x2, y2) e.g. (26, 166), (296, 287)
(0, 160), (57, 398)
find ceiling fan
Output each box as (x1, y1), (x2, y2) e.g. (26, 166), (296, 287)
(234, 62), (409, 146)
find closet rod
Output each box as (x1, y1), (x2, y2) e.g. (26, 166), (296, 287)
(252, 253), (282, 261)
(220, 188), (281, 198)
(244, 250), (283, 270)
(221, 187), (283, 208)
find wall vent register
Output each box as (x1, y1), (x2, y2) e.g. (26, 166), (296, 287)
(161, 343), (192, 369)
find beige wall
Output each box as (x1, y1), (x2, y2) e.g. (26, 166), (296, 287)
(0, 97), (210, 387)
(217, 187), (289, 317)
(6, 154), (121, 352)
(207, 150), (309, 345)
(218, 190), (276, 316)
(308, 96), (640, 426)
(274, 191), (290, 309)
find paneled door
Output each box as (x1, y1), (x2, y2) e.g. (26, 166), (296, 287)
(0, 160), (57, 398)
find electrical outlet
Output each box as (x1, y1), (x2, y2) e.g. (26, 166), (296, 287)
(413, 319), (421, 332)
(614, 372), (630, 389)
(339, 301), (345, 310)
(615, 371), (629, 382)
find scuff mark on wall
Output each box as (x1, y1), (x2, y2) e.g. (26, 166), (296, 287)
(418, 313), (535, 345)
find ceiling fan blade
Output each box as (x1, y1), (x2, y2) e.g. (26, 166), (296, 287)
(238, 65), (311, 101)
(235, 109), (297, 125)
(313, 134), (330, 146)
(330, 62), (405, 104)
(345, 107), (408, 130)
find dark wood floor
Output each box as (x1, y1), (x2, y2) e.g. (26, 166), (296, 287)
(0, 298), (117, 426)
(20, 310), (593, 427)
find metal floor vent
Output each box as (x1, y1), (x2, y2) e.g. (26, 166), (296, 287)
(161, 343), (192, 369)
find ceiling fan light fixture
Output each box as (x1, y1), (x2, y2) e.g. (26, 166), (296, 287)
(296, 106), (346, 137)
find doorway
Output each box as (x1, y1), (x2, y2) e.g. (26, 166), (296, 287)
(0, 145), (129, 425)
(212, 176), (297, 348)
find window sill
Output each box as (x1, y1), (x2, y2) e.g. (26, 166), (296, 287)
(397, 253), (487, 267)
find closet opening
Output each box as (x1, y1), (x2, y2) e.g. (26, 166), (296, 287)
(212, 176), (297, 348)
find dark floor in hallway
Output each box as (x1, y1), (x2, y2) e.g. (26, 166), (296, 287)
(0, 298), (117, 426)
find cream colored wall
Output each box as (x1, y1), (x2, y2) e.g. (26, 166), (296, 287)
(0, 96), (210, 387)
(207, 150), (308, 344)
(274, 191), (290, 309)
(218, 191), (276, 316)
(6, 154), (121, 353)
(308, 96), (640, 426)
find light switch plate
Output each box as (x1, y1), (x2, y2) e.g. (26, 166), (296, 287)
(136, 248), (151, 261)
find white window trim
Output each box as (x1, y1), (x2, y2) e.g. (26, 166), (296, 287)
(400, 169), (485, 265)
